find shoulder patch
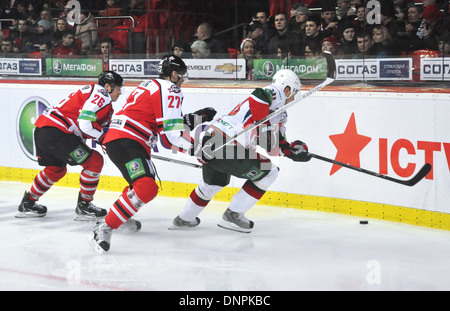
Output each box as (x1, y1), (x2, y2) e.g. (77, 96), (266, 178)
(251, 88), (273, 105)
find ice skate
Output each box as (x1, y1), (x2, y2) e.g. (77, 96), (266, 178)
(74, 193), (107, 221)
(218, 208), (254, 233)
(169, 215), (200, 230)
(88, 220), (112, 254)
(16, 191), (47, 218)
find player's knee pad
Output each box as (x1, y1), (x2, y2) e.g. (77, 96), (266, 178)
(252, 164), (279, 191)
(43, 166), (67, 182)
(196, 180), (223, 201)
(131, 176), (159, 204)
(81, 150), (104, 173)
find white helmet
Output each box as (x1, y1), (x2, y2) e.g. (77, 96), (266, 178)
(272, 69), (302, 98)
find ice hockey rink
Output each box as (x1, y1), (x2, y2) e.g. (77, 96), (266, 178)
(1, 181), (450, 292)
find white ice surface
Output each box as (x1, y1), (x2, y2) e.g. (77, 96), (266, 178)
(1, 181), (450, 291)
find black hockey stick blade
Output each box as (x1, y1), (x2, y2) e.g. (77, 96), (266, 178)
(323, 50), (336, 79)
(310, 153), (431, 187)
(402, 163), (432, 186)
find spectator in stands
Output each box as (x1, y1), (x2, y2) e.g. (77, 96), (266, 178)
(238, 38), (260, 78)
(53, 17), (71, 44)
(402, 4), (425, 53)
(336, 0), (352, 21)
(354, 5), (374, 34)
(15, 1), (28, 20)
(267, 12), (303, 58)
(39, 9), (53, 24)
(322, 36), (340, 55)
(99, 37), (115, 70)
(289, 3), (304, 30)
(195, 22), (228, 58)
(31, 19), (52, 51)
(27, 12), (40, 34)
(172, 40), (192, 59)
(99, 0), (124, 28)
(246, 21), (268, 56)
(321, 2), (339, 38)
(304, 15), (325, 55)
(289, 5), (312, 38)
(0, 38), (14, 57)
(304, 40), (322, 59)
(338, 21), (358, 57)
(421, 4), (446, 51)
(53, 30), (80, 56)
(9, 18), (34, 53)
(353, 31), (376, 58)
(39, 42), (52, 58)
(75, 10), (99, 55)
(191, 40), (211, 59)
(253, 10), (277, 47)
(379, 1), (402, 41)
(372, 25), (397, 57)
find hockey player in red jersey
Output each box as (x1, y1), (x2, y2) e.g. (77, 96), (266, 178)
(171, 69), (311, 233)
(17, 71), (124, 220)
(89, 55), (216, 253)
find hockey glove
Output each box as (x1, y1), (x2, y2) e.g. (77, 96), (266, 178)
(281, 140), (312, 162)
(183, 107), (217, 130)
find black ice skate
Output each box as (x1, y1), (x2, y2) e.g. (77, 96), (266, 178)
(74, 193), (107, 221)
(16, 191), (47, 218)
(218, 208), (254, 233)
(169, 215), (200, 230)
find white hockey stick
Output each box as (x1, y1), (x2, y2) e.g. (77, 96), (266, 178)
(206, 51), (336, 154)
(152, 154), (202, 168)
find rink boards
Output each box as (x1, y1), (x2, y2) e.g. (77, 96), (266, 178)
(1, 80), (450, 230)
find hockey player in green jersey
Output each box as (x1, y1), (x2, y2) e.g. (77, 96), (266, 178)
(171, 69), (312, 233)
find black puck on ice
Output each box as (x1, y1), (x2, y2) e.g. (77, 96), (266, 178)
(359, 220), (369, 225)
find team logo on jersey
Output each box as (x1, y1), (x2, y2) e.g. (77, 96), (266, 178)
(168, 84), (181, 93)
(126, 158), (146, 180)
(16, 97), (50, 161)
(70, 145), (89, 164)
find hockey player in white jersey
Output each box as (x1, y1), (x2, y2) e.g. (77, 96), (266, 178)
(171, 69), (312, 233)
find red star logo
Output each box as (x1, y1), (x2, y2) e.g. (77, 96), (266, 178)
(329, 113), (372, 175)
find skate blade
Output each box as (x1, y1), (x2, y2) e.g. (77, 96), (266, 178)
(168, 224), (198, 231)
(74, 214), (105, 221)
(88, 232), (107, 254)
(217, 220), (252, 233)
(15, 211), (46, 218)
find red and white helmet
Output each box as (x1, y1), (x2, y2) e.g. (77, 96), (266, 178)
(272, 69), (302, 98)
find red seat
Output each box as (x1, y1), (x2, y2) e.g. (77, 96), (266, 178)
(228, 48), (239, 59)
(409, 49), (440, 82)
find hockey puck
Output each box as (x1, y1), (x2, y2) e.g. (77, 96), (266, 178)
(359, 220), (369, 225)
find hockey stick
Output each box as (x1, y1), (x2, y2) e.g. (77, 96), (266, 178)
(151, 154), (202, 168)
(310, 153), (432, 187)
(206, 51), (336, 154)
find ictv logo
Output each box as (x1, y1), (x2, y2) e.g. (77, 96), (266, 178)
(329, 113), (440, 181)
(16, 97), (50, 161)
